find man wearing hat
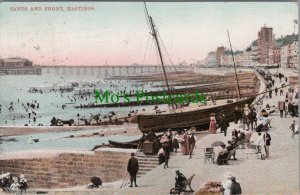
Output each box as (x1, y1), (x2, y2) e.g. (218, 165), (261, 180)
(187, 132), (196, 159)
(175, 170), (187, 189)
(127, 153), (139, 187)
(219, 114), (229, 137)
(230, 176), (242, 195)
(234, 106), (240, 124)
(263, 130), (271, 158)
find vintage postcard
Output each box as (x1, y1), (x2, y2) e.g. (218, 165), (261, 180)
(0, 1), (299, 194)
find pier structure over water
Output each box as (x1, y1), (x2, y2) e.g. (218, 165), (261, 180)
(41, 65), (194, 77)
(0, 66), (42, 75)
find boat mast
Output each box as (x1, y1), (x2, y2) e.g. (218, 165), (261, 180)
(227, 30), (241, 99)
(144, 3), (174, 109)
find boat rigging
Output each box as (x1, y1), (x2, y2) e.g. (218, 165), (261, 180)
(144, 2), (176, 111)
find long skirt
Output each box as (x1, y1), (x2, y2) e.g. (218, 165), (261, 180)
(180, 141), (188, 155)
(209, 121), (217, 134)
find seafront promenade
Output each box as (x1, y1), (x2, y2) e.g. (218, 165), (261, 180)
(115, 69), (299, 195)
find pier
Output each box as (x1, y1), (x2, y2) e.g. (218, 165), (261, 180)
(0, 66), (41, 75)
(41, 65), (194, 77)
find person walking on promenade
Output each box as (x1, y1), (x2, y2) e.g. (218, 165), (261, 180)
(253, 132), (264, 157)
(269, 90), (272, 98)
(243, 104), (250, 130)
(187, 132), (196, 159)
(290, 120), (296, 138)
(230, 177), (242, 195)
(163, 143), (170, 169)
(280, 89), (284, 96)
(220, 114), (229, 137)
(208, 113), (217, 134)
(263, 130), (271, 158)
(248, 109), (255, 130)
(222, 172), (233, 195)
(179, 130), (188, 155)
(127, 152), (139, 187)
(278, 101), (285, 118)
(275, 88), (278, 96)
(172, 132), (179, 153)
(233, 106), (240, 124)
(158, 147), (165, 165)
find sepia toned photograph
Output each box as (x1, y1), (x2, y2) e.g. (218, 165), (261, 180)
(0, 1), (299, 194)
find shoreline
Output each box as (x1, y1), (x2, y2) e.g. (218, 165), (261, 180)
(0, 124), (141, 137)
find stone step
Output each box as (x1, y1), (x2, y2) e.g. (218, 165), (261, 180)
(138, 159), (158, 162)
(135, 153), (160, 177)
(138, 165), (158, 169)
(137, 156), (158, 160)
(138, 163), (159, 167)
(139, 167), (154, 171)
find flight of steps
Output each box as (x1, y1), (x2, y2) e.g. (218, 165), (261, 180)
(136, 153), (159, 177)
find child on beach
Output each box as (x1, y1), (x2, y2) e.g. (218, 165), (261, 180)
(290, 120), (297, 138)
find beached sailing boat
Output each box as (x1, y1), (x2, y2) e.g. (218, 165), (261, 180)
(137, 3), (256, 133)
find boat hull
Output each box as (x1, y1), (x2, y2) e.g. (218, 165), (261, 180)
(108, 139), (141, 149)
(137, 97), (255, 133)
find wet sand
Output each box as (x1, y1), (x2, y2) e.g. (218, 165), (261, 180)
(0, 124), (142, 137)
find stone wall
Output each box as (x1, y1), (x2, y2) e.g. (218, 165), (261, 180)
(0, 150), (130, 188)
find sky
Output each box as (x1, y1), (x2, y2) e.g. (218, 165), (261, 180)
(0, 2), (298, 66)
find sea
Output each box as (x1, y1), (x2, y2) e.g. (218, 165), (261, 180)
(0, 66), (163, 152)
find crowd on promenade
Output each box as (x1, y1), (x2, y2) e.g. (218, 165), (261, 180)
(125, 69), (299, 194)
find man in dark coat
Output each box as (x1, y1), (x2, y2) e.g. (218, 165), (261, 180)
(263, 131), (271, 158)
(233, 106), (240, 124)
(187, 132), (196, 159)
(230, 177), (242, 195)
(127, 153), (139, 187)
(163, 143), (170, 169)
(175, 170), (187, 189)
(220, 114), (229, 137)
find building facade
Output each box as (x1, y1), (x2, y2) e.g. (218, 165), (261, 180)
(268, 47), (281, 65)
(250, 45), (259, 64)
(205, 52), (217, 66)
(257, 26), (273, 64)
(280, 40), (298, 68)
(239, 50), (251, 66)
(216, 46), (225, 65)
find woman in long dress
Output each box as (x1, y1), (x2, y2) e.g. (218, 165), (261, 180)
(178, 131), (188, 155)
(209, 113), (217, 134)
